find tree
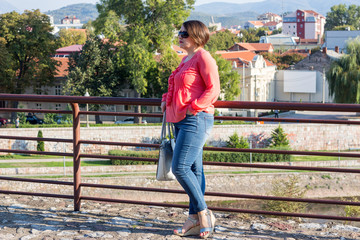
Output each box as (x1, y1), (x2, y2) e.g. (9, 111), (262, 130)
(212, 53), (241, 101)
(96, 0), (194, 121)
(270, 124), (289, 147)
(206, 30), (238, 51)
(37, 130), (45, 152)
(226, 132), (249, 149)
(0, 10), (59, 95)
(58, 28), (87, 48)
(325, 4), (360, 30)
(65, 35), (124, 123)
(327, 37), (360, 103)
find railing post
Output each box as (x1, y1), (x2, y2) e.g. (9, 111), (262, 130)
(71, 103), (81, 211)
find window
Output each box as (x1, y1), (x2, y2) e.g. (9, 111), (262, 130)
(35, 85), (42, 95)
(289, 26), (291, 28)
(36, 103), (42, 110)
(55, 104), (61, 110)
(300, 24), (303, 28)
(55, 85), (61, 95)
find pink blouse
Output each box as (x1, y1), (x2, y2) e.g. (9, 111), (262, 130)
(162, 48), (220, 123)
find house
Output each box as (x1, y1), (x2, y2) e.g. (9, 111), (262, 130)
(263, 21), (282, 31)
(54, 44), (83, 57)
(274, 49), (333, 103)
(216, 50), (276, 116)
(259, 33), (299, 50)
(282, 10), (326, 40)
(61, 16), (81, 25)
(323, 30), (360, 53)
(244, 21), (264, 30)
(228, 43), (274, 54)
(258, 12), (282, 23)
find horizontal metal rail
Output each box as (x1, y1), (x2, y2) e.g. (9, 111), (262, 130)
(81, 183), (360, 206)
(1, 93), (360, 223)
(81, 196), (360, 222)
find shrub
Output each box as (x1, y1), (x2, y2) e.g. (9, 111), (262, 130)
(270, 124), (290, 147)
(263, 175), (307, 217)
(226, 132), (249, 149)
(343, 197), (360, 219)
(37, 130), (45, 152)
(108, 149), (291, 165)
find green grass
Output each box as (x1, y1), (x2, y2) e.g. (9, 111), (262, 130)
(0, 154), (70, 160)
(0, 160), (111, 168)
(291, 155), (353, 162)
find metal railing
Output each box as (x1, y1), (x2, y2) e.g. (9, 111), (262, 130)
(1, 93), (360, 222)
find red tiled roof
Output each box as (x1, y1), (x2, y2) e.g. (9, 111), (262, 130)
(53, 57), (69, 78)
(233, 43), (273, 52)
(248, 21), (264, 26)
(56, 44), (83, 54)
(216, 50), (274, 67)
(281, 49), (309, 58)
(264, 21), (279, 27)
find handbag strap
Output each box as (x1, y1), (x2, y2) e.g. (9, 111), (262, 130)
(161, 112), (167, 140)
(161, 111), (175, 141)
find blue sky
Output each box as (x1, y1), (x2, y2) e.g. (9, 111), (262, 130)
(10, 0), (263, 12)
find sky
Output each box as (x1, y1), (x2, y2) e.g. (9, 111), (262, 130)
(10, 0), (264, 12)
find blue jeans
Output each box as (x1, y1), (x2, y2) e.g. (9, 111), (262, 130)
(172, 111), (214, 214)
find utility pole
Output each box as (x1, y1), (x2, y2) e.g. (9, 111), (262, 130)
(322, 68), (326, 103)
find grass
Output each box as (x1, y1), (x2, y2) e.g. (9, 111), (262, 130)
(291, 155), (353, 162)
(0, 160), (111, 168)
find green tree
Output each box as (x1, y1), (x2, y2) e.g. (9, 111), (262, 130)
(96, 0), (194, 121)
(212, 53), (241, 100)
(327, 37), (360, 103)
(0, 10), (59, 94)
(226, 132), (249, 149)
(0, 10), (59, 120)
(239, 27), (269, 43)
(206, 30), (237, 51)
(58, 28), (87, 48)
(65, 35), (124, 123)
(270, 124), (289, 147)
(325, 4), (360, 30)
(37, 130), (45, 152)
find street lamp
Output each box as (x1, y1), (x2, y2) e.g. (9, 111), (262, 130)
(84, 90), (90, 127)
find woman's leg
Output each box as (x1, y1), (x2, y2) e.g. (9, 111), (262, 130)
(172, 112), (214, 214)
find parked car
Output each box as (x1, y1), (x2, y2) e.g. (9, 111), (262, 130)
(0, 117), (7, 126)
(115, 117), (147, 124)
(26, 115), (44, 124)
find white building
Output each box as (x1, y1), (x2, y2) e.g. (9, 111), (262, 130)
(323, 30), (360, 53)
(283, 10), (325, 40)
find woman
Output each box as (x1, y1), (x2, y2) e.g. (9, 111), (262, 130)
(161, 20), (220, 239)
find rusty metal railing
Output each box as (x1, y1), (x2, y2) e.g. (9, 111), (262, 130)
(0, 94), (360, 222)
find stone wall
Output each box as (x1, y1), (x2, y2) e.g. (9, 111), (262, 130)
(1, 124), (359, 154)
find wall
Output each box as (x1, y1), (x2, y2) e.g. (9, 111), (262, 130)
(1, 123), (359, 154)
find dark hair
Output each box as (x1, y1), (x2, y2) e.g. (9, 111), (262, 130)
(182, 20), (210, 47)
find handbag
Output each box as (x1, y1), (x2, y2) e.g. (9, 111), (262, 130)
(156, 112), (176, 181)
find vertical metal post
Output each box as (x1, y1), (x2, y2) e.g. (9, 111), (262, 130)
(71, 103), (81, 211)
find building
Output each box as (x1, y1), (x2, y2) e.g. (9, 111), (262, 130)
(61, 16), (81, 25)
(228, 43), (274, 54)
(263, 21), (282, 31)
(273, 49), (333, 103)
(283, 10), (325, 40)
(244, 21), (264, 30)
(323, 30), (360, 53)
(216, 50), (277, 116)
(258, 12), (282, 23)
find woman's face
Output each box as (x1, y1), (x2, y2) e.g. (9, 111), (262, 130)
(178, 25), (196, 51)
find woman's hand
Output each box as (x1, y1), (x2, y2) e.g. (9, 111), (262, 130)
(161, 101), (166, 113)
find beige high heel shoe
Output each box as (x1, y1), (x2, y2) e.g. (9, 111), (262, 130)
(173, 216), (200, 237)
(199, 209), (216, 239)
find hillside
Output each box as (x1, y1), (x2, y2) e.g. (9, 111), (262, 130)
(45, 3), (98, 24)
(194, 0), (360, 16)
(0, 0), (18, 14)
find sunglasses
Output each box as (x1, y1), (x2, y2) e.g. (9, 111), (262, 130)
(178, 31), (189, 38)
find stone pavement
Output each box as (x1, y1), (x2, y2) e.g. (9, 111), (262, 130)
(1, 195), (360, 240)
